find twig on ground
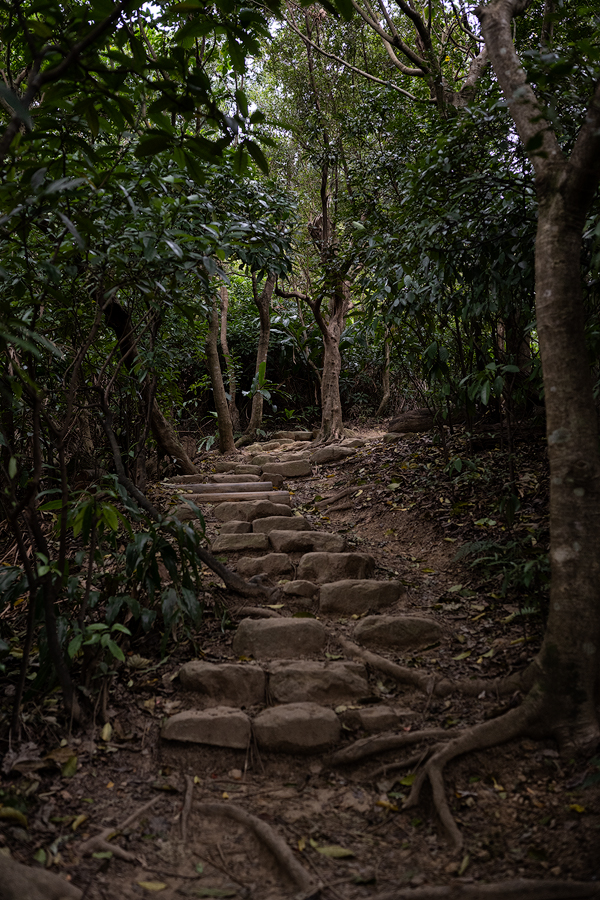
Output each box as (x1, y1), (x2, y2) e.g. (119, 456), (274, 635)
(78, 795), (160, 861)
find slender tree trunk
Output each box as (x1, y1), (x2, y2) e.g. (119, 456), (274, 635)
(246, 273), (275, 437)
(206, 294), (236, 454)
(320, 323), (345, 440)
(220, 281), (241, 432)
(377, 331), (391, 417)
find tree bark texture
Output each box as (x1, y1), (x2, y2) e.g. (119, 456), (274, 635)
(220, 281), (241, 432)
(246, 273), (275, 436)
(205, 294), (236, 454)
(104, 302), (198, 474)
(479, 0), (600, 749)
(377, 331), (391, 416)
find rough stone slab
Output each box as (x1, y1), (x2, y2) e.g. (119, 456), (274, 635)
(310, 446), (356, 465)
(219, 520), (252, 534)
(161, 707), (251, 748)
(382, 432), (404, 443)
(341, 438), (367, 448)
(273, 431), (314, 441)
(259, 460), (312, 478)
(250, 453), (276, 467)
(233, 617), (326, 659)
(170, 504), (203, 523)
(162, 474), (203, 484)
(233, 464), (262, 475)
(179, 662), (265, 708)
(276, 451), (313, 462)
(282, 580), (319, 599)
(214, 500), (293, 523)
(354, 615), (444, 650)
(340, 705), (418, 733)
(252, 515), (311, 534)
(253, 702), (341, 753)
(177, 481), (272, 494)
(211, 533), (269, 553)
(297, 552), (375, 584)
(269, 530), (347, 554)
(209, 473), (261, 483)
(190, 490), (289, 504)
(261, 472), (285, 488)
(236, 553), (293, 579)
(214, 461), (236, 473)
(268, 660), (369, 704)
(319, 580), (406, 615)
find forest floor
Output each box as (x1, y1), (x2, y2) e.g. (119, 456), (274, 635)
(1, 419), (600, 899)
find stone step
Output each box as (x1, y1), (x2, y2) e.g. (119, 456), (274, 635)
(209, 473), (261, 483)
(186, 490), (290, 504)
(211, 532), (270, 553)
(252, 515), (311, 534)
(215, 500), (293, 522)
(272, 430), (314, 441)
(258, 460), (312, 477)
(179, 661), (265, 707)
(214, 462), (261, 475)
(253, 703), (340, 752)
(267, 660), (369, 704)
(233, 617), (326, 659)
(236, 553), (293, 578)
(310, 446), (356, 464)
(297, 551), (375, 583)
(354, 614), (444, 650)
(176, 481), (272, 494)
(162, 707), (251, 748)
(319, 579), (406, 615)
(268, 530), (347, 554)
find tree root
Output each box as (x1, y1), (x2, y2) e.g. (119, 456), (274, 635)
(337, 636), (535, 699)
(78, 795), (160, 861)
(180, 774), (194, 843)
(195, 802), (320, 898)
(330, 729), (455, 767)
(0, 852), (82, 900)
(371, 880), (600, 899)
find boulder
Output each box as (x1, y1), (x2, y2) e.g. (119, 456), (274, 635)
(310, 446), (356, 465)
(233, 617), (326, 659)
(268, 530), (347, 554)
(259, 460), (312, 478)
(211, 533), (269, 553)
(219, 520), (252, 534)
(253, 515), (311, 533)
(319, 580), (406, 615)
(340, 705), (418, 733)
(297, 552), (375, 584)
(388, 409), (435, 433)
(161, 707), (251, 748)
(214, 500), (293, 523)
(253, 703), (340, 753)
(235, 553), (293, 579)
(268, 660), (369, 704)
(354, 615), (444, 650)
(179, 662), (266, 708)
(282, 580), (319, 599)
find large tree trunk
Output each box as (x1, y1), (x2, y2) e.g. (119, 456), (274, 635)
(104, 302), (197, 475)
(246, 273), (275, 437)
(320, 324), (344, 440)
(479, 0), (600, 750)
(220, 281), (241, 432)
(206, 293), (236, 454)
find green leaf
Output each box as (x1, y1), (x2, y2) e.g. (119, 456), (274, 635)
(315, 844), (355, 858)
(0, 86), (33, 130)
(8, 456), (17, 479)
(245, 140), (269, 174)
(61, 755), (78, 778)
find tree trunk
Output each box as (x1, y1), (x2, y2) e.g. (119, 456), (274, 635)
(320, 325), (344, 440)
(246, 273), (275, 437)
(479, 0), (600, 750)
(206, 294), (236, 454)
(220, 281), (241, 432)
(377, 331), (391, 417)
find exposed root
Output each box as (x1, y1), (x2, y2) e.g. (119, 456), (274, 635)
(78, 795), (160, 861)
(195, 802), (320, 898)
(180, 774), (194, 842)
(315, 483), (375, 510)
(0, 852), (82, 900)
(371, 747), (436, 780)
(371, 880), (600, 899)
(330, 729), (455, 766)
(337, 636), (534, 698)
(404, 702), (541, 850)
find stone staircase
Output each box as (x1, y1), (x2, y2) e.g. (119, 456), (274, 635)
(158, 435), (443, 756)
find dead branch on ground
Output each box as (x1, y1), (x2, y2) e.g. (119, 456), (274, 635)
(78, 795), (160, 861)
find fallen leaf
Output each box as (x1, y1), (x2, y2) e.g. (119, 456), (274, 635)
(0, 808), (27, 828)
(375, 800), (399, 812)
(137, 882), (168, 891)
(71, 814), (88, 831)
(298, 836), (306, 851)
(92, 851), (113, 859)
(315, 844), (355, 858)
(62, 755), (78, 778)
(101, 723), (113, 742)
(570, 804), (586, 813)
(452, 651), (472, 661)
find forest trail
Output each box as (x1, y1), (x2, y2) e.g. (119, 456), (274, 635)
(3, 427), (599, 900)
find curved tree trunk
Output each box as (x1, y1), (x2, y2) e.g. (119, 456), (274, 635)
(206, 293), (236, 454)
(104, 302), (197, 474)
(246, 273), (275, 437)
(220, 281), (241, 432)
(376, 331), (391, 417)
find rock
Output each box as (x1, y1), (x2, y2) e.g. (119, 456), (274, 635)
(233, 464), (262, 475)
(171, 503), (203, 522)
(341, 438), (366, 448)
(258, 460), (312, 478)
(252, 515), (312, 534)
(220, 520), (252, 534)
(253, 703), (341, 753)
(319, 580), (406, 615)
(214, 461), (236, 473)
(268, 660), (369, 704)
(250, 453), (276, 467)
(273, 431), (314, 441)
(214, 500), (293, 522)
(354, 615), (444, 650)
(388, 409), (435, 433)
(297, 552), (375, 584)
(268, 530), (347, 554)
(232, 617), (326, 659)
(209, 474), (261, 483)
(179, 661), (265, 708)
(236, 553), (293, 578)
(341, 705), (418, 733)
(282, 580), (319, 598)
(211, 533), (269, 553)
(261, 471), (285, 488)
(383, 432), (404, 443)
(310, 446), (356, 465)
(162, 707), (251, 748)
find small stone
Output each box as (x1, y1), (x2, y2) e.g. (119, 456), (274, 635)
(310, 446), (356, 464)
(252, 516), (312, 534)
(268, 660), (369, 704)
(354, 615), (444, 650)
(229, 768), (243, 780)
(259, 460), (312, 478)
(253, 702), (340, 753)
(236, 553), (293, 579)
(269, 530), (347, 554)
(219, 520), (252, 534)
(261, 472), (285, 488)
(161, 708), (251, 748)
(211, 533), (269, 553)
(297, 552), (375, 584)
(179, 662), (265, 708)
(319, 580), (406, 615)
(282, 580), (319, 598)
(214, 500), (293, 522)
(233, 617), (326, 659)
